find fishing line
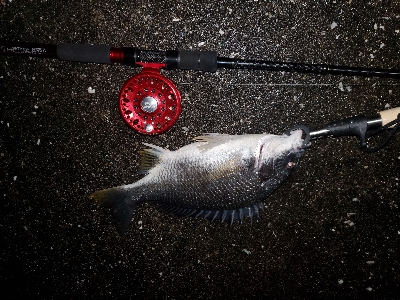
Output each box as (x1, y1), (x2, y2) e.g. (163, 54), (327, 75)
(363, 113), (400, 152)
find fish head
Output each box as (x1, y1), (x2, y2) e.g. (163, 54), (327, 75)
(256, 130), (305, 190)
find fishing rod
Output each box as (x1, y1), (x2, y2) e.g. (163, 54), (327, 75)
(2, 40), (400, 135)
(286, 106), (400, 151)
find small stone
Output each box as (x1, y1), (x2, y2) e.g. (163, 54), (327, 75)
(88, 87), (95, 94)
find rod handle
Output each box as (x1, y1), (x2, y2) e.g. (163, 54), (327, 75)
(379, 107), (400, 126)
(175, 50), (217, 72)
(122, 48), (218, 71)
(57, 43), (112, 64)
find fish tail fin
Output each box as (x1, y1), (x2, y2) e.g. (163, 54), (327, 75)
(90, 187), (139, 235)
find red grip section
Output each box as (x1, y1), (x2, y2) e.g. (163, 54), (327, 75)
(109, 47), (124, 63)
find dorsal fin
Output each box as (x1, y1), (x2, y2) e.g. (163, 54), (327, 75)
(138, 143), (169, 174)
(193, 133), (234, 152)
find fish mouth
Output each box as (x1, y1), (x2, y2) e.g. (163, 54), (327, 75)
(286, 125), (311, 149)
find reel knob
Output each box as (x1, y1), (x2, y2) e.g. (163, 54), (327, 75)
(118, 63), (181, 135)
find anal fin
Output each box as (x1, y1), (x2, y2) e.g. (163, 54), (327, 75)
(155, 202), (265, 225)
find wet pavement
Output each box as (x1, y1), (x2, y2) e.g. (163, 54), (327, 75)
(1, 1), (399, 298)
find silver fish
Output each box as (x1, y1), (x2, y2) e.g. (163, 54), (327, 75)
(90, 130), (305, 234)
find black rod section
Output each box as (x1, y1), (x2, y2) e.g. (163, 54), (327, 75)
(309, 114), (382, 148)
(0, 40), (57, 59)
(217, 57), (400, 79)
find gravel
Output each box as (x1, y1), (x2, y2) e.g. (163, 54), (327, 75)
(1, 1), (399, 298)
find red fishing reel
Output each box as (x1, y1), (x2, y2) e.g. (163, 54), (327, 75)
(118, 63), (181, 135)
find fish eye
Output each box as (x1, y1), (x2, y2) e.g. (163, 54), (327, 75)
(286, 161), (296, 169)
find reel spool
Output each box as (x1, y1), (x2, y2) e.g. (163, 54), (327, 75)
(118, 63), (181, 135)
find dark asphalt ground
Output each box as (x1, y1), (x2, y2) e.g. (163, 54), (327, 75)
(1, 1), (399, 299)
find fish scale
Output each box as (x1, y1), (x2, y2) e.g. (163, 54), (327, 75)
(90, 131), (305, 234)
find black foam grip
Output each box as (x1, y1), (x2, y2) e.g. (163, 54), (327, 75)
(178, 50), (217, 72)
(57, 43), (111, 64)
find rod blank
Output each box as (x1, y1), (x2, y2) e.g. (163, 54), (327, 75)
(216, 57), (400, 78)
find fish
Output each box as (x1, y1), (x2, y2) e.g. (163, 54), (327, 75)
(90, 130), (306, 234)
